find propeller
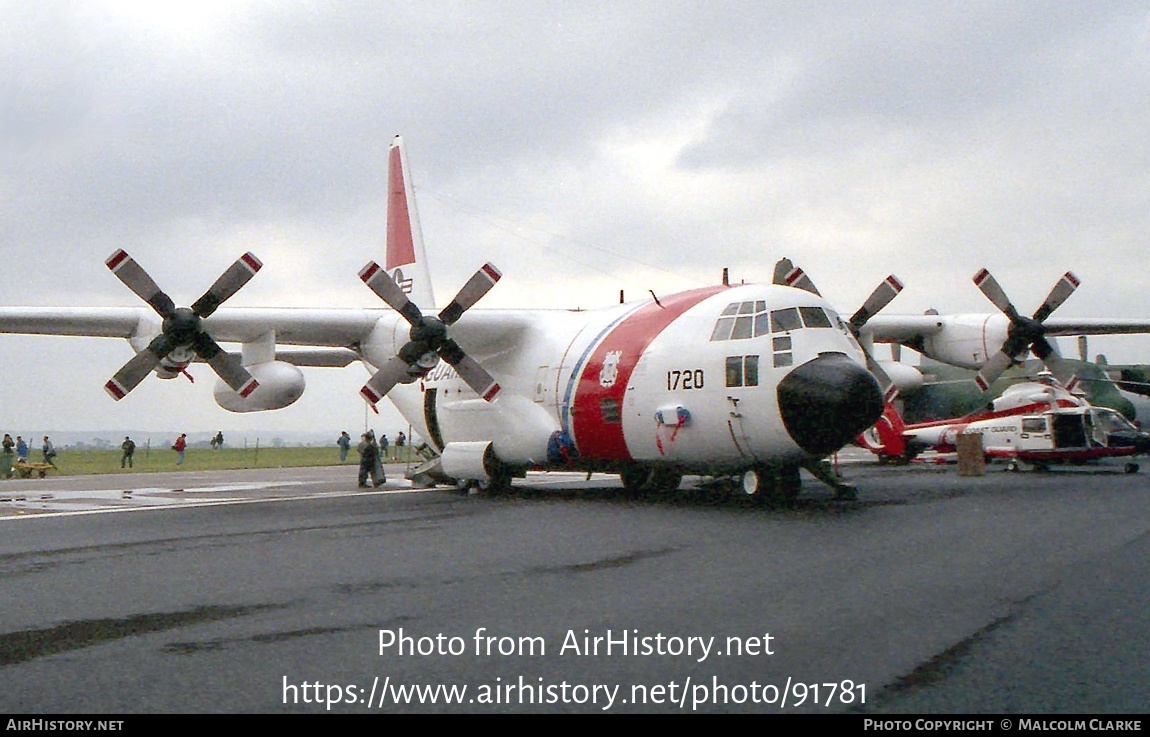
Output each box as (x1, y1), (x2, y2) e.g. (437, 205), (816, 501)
(774, 259), (903, 402)
(104, 250), (262, 400)
(359, 261), (502, 405)
(972, 268), (1080, 391)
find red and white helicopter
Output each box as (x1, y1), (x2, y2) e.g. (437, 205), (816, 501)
(857, 372), (1150, 471)
(4, 136), (1150, 498)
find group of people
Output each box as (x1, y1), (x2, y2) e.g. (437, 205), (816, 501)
(0, 434), (57, 478)
(118, 432), (189, 464)
(336, 429), (410, 488)
(337, 430), (407, 462)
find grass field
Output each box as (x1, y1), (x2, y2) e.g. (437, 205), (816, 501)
(0, 445), (422, 478)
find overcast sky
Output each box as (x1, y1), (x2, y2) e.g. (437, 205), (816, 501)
(3, 1), (1150, 440)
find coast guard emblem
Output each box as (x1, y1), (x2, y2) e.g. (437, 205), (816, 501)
(599, 350), (623, 388)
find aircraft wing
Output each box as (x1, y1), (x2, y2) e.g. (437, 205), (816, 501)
(200, 308), (385, 346)
(1042, 318), (1150, 337)
(0, 305), (539, 368)
(0, 307), (146, 339)
(0, 306), (386, 347)
(861, 315), (1150, 343)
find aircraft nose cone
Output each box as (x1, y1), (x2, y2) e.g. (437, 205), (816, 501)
(777, 353), (884, 456)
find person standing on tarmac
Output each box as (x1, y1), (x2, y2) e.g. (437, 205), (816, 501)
(172, 433), (187, 465)
(121, 436), (136, 469)
(42, 436), (58, 469)
(357, 432), (385, 487)
(1, 434), (13, 479)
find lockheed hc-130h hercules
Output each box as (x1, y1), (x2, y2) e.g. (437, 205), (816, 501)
(4, 136), (1150, 500)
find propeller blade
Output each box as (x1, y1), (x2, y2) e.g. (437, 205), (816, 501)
(974, 350), (1016, 392)
(1040, 352), (1076, 390)
(972, 268), (1018, 319)
(359, 357), (418, 405)
(438, 338), (500, 401)
(1078, 335), (1088, 362)
(1031, 336), (1078, 389)
(866, 353), (899, 404)
(782, 267), (821, 296)
(849, 275), (904, 330)
(359, 261), (424, 325)
(190, 252), (263, 318)
(1031, 271), (1080, 323)
(104, 334), (173, 400)
(191, 332), (259, 397)
(106, 250), (176, 318)
(438, 263), (501, 326)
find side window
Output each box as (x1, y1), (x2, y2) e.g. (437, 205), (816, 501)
(744, 355), (759, 387)
(725, 356), (743, 387)
(1021, 417), (1046, 433)
(726, 356), (760, 387)
(600, 398), (621, 424)
(772, 336), (792, 367)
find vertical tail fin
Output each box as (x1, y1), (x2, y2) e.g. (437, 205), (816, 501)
(386, 135), (436, 309)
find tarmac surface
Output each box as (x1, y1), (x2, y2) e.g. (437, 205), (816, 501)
(0, 453), (1147, 714)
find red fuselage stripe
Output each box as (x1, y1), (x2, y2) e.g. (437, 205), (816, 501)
(570, 286), (727, 461)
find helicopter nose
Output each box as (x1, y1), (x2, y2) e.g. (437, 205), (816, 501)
(777, 353), (884, 456)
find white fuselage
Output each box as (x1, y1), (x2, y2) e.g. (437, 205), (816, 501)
(363, 284), (877, 475)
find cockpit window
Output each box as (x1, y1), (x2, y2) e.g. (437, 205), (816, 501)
(770, 308), (801, 333)
(799, 306), (833, 328)
(1094, 408), (1137, 433)
(710, 317), (735, 341)
(711, 301), (827, 341)
(731, 315), (754, 339)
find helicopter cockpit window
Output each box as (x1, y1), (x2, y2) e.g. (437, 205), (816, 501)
(1095, 408), (1137, 434)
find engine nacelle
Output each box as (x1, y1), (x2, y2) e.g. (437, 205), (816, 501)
(877, 360), (925, 394)
(440, 441), (499, 482)
(918, 314), (1008, 370)
(214, 361), (305, 412)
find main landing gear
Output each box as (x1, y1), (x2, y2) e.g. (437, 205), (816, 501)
(741, 460), (858, 504)
(619, 465), (683, 496)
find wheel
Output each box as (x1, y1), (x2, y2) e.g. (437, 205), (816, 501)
(620, 465), (650, 495)
(477, 469), (514, 494)
(743, 465), (801, 504)
(647, 467), (682, 492)
(741, 469), (762, 496)
(619, 465), (681, 495)
(1125, 462), (1139, 474)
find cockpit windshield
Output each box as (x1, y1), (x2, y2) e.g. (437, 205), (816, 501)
(710, 301), (838, 342)
(1093, 407), (1138, 434)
